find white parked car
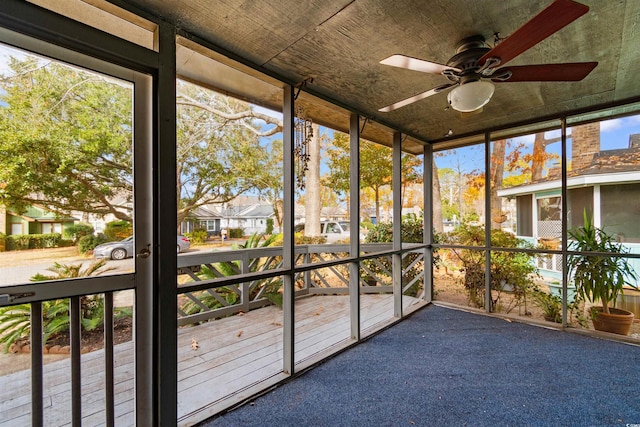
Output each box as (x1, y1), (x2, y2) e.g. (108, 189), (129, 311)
(295, 221), (362, 243)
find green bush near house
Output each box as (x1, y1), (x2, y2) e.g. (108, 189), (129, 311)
(78, 234), (109, 254)
(64, 223), (95, 243)
(265, 218), (274, 235)
(186, 228), (208, 244)
(5, 233), (62, 250)
(228, 228), (244, 239)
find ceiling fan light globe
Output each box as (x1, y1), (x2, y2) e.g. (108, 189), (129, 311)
(447, 81), (495, 112)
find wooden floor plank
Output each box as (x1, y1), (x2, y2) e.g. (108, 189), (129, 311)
(0, 294), (416, 425)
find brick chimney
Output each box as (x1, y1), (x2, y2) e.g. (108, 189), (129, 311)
(571, 122), (600, 171)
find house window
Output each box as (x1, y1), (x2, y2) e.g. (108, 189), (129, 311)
(42, 223), (63, 234)
(601, 183), (640, 242)
(11, 223), (23, 235)
(567, 186), (593, 230)
(537, 196), (562, 238)
(516, 195), (532, 237)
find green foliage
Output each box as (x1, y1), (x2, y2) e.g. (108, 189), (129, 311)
(104, 220), (132, 241)
(0, 259), (124, 352)
(364, 216), (424, 244)
(532, 290), (562, 323)
(265, 218), (274, 235)
(186, 228), (208, 244)
(363, 218), (425, 296)
(78, 234), (109, 254)
(30, 259), (115, 282)
(567, 213), (638, 313)
(180, 233), (283, 316)
(444, 224), (538, 311)
(64, 223), (94, 243)
(5, 233), (61, 250)
(228, 228), (244, 239)
(0, 57), (134, 221)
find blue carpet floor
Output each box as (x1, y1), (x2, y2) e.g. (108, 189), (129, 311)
(200, 305), (640, 427)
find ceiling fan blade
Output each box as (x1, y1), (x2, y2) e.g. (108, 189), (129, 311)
(380, 55), (460, 74)
(378, 83), (455, 112)
(492, 62), (598, 82)
(478, 0), (589, 68)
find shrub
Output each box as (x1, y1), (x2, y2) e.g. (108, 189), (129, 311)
(228, 228), (244, 239)
(443, 224), (538, 311)
(104, 220), (132, 241)
(78, 234), (109, 254)
(64, 223), (94, 243)
(5, 233), (61, 250)
(364, 218), (425, 296)
(265, 218), (274, 235)
(186, 228), (208, 244)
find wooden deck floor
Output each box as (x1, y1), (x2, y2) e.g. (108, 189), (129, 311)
(0, 294), (422, 426)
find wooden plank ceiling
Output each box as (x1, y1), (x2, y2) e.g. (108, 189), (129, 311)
(119, 0), (640, 148)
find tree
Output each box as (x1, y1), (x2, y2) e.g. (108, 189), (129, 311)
(325, 133), (422, 223)
(0, 57), (134, 220)
(0, 55), (286, 228)
(175, 81), (283, 226)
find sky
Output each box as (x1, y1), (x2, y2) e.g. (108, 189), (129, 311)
(436, 115), (640, 173)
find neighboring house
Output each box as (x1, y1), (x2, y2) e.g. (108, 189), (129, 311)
(181, 196), (278, 236)
(497, 124), (640, 282)
(0, 204), (77, 236)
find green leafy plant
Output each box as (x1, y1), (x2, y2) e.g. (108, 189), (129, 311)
(532, 290), (562, 323)
(228, 228), (244, 239)
(444, 224), (538, 311)
(5, 233), (62, 250)
(63, 223), (95, 243)
(186, 228), (208, 244)
(180, 233), (283, 315)
(567, 213), (638, 315)
(265, 218), (274, 235)
(364, 217), (425, 296)
(0, 260), (129, 352)
(77, 234), (109, 254)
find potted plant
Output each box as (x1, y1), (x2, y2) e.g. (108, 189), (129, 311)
(567, 213), (639, 335)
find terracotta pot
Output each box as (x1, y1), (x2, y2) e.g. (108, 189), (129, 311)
(591, 307), (635, 335)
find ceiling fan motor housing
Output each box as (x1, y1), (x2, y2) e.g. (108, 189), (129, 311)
(445, 36), (491, 83)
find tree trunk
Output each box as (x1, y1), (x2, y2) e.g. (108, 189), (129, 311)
(305, 123), (322, 236)
(432, 163), (443, 233)
(490, 139), (506, 230)
(531, 132), (546, 182)
(374, 186), (381, 224)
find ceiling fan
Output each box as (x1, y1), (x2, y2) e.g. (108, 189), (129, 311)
(378, 0), (598, 113)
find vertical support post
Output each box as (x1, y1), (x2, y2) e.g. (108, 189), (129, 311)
(282, 84), (295, 374)
(241, 252), (251, 313)
(561, 118), (569, 327)
(70, 296), (82, 426)
(155, 20), (177, 426)
(392, 132), (403, 317)
(104, 292), (115, 427)
(484, 133), (492, 313)
(349, 113), (361, 340)
(31, 302), (43, 427)
(423, 144), (434, 303)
